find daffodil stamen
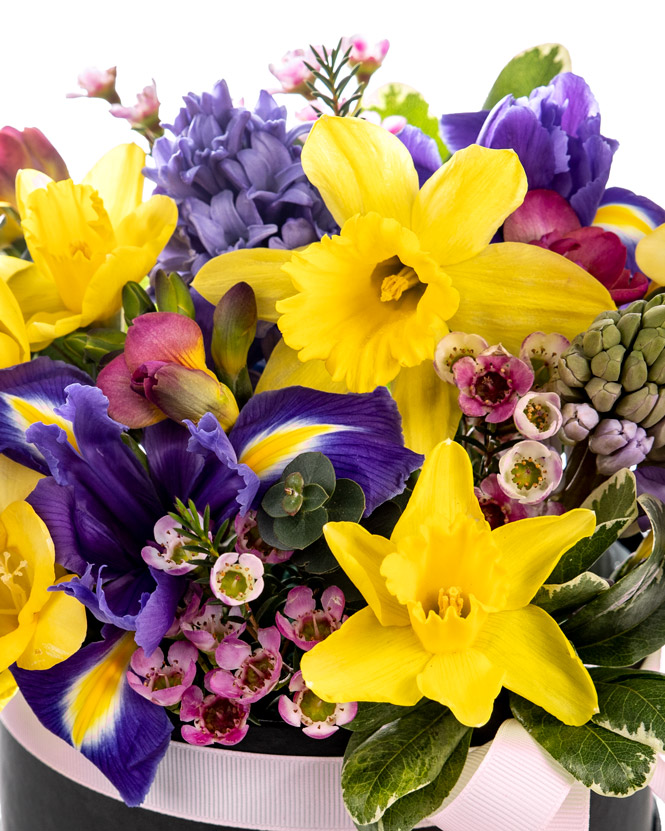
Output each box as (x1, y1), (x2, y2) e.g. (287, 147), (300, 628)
(0, 550), (29, 612)
(379, 262), (420, 302)
(438, 586), (466, 617)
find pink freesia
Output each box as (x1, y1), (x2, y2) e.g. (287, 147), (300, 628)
(275, 586), (345, 651)
(0, 126), (69, 206)
(66, 66), (120, 103)
(235, 511), (293, 564)
(452, 345), (534, 423)
(180, 686), (249, 746)
(278, 671), (357, 738)
(206, 627), (282, 703)
(127, 641), (198, 706)
(210, 551), (264, 606)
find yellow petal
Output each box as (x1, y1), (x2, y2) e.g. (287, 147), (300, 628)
(417, 649), (505, 727)
(0, 277), (30, 367)
(255, 339), (347, 394)
(23, 310), (84, 351)
(113, 194), (177, 252)
(0, 668), (17, 711)
(390, 362), (462, 454)
(15, 168), (53, 220)
(323, 522), (409, 627)
(0, 455), (43, 513)
(2, 260), (62, 324)
(82, 143), (145, 228)
(475, 605), (598, 726)
(192, 248), (294, 322)
(17, 576), (87, 670)
(391, 439), (485, 547)
(411, 146), (527, 266)
(301, 115), (419, 228)
(300, 606), (428, 705)
(491, 509), (596, 609)
(445, 242), (614, 352)
(636, 223), (665, 285)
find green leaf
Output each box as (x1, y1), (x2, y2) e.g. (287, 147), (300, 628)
(362, 500), (402, 538)
(374, 730), (471, 831)
(302, 483), (330, 512)
(563, 495), (665, 648)
(341, 702), (467, 825)
(327, 478), (366, 523)
(345, 702), (421, 733)
(532, 572), (609, 615)
(483, 43), (572, 110)
(273, 506), (328, 548)
(366, 83), (449, 160)
(510, 695), (656, 796)
(548, 469), (637, 584)
(577, 599), (665, 666)
(261, 482), (292, 518)
(283, 451), (336, 496)
(590, 667), (665, 752)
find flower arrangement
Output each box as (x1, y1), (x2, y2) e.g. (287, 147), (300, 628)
(2, 36), (665, 831)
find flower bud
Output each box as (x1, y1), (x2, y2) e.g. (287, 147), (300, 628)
(514, 392), (562, 440)
(589, 419), (654, 475)
(211, 282), (257, 385)
(343, 35), (390, 82)
(269, 48), (319, 97)
(122, 281), (156, 325)
(434, 332), (488, 384)
(497, 440), (563, 504)
(0, 126), (68, 207)
(560, 403), (599, 444)
(585, 376), (622, 412)
(110, 82), (162, 139)
(558, 343), (591, 388)
(154, 270), (196, 319)
(615, 382), (659, 423)
(67, 67), (120, 103)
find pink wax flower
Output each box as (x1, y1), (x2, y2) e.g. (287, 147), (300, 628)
(269, 47), (320, 97)
(235, 511), (293, 564)
(180, 596), (246, 653)
(452, 345), (534, 423)
(210, 551), (264, 606)
(141, 514), (208, 575)
(163, 584), (205, 638)
(180, 686), (249, 746)
(278, 671), (357, 738)
(110, 82), (161, 133)
(434, 332), (489, 384)
(359, 110), (407, 134)
(504, 189), (648, 304)
(520, 331), (571, 390)
(513, 392), (563, 440)
(498, 440), (563, 504)
(206, 627), (282, 703)
(67, 66), (120, 103)
(342, 35), (390, 82)
(474, 474), (532, 529)
(275, 586), (345, 651)
(127, 641), (198, 706)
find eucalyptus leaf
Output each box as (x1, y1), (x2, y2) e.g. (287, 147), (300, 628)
(302, 483), (330, 512)
(548, 469), (637, 584)
(273, 506), (328, 548)
(290, 537), (340, 575)
(532, 572), (609, 615)
(511, 695), (656, 796)
(483, 43), (572, 110)
(327, 478), (366, 522)
(341, 702), (467, 825)
(362, 501), (402, 538)
(262, 482), (294, 518)
(366, 83), (449, 159)
(283, 451), (336, 495)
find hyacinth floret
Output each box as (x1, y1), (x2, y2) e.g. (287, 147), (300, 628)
(145, 80), (337, 275)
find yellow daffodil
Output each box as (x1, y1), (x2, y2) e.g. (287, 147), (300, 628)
(0, 144), (177, 350)
(0, 272), (30, 368)
(636, 222), (665, 286)
(0, 455), (86, 708)
(193, 117), (612, 453)
(300, 440), (598, 728)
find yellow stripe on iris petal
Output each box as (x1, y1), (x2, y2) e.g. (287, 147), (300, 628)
(5, 395), (79, 451)
(238, 423), (350, 479)
(64, 632), (136, 749)
(593, 204), (653, 236)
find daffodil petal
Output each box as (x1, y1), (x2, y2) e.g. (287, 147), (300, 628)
(301, 115), (419, 227)
(114, 195), (177, 253)
(411, 146), (527, 265)
(255, 339), (347, 394)
(0, 277), (29, 367)
(475, 605), (598, 726)
(416, 650), (505, 727)
(2, 501), (55, 617)
(82, 143), (145, 228)
(492, 510), (596, 609)
(636, 223), (665, 285)
(301, 606), (428, 705)
(390, 363), (462, 454)
(2, 260), (61, 325)
(17, 576), (87, 670)
(0, 455), (43, 513)
(0, 668), (17, 711)
(323, 522), (408, 626)
(392, 439), (485, 547)
(15, 168), (53, 220)
(24, 310), (84, 350)
(192, 249), (294, 322)
(445, 242), (614, 352)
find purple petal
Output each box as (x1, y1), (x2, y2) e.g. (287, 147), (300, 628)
(397, 125), (442, 187)
(439, 110), (489, 152)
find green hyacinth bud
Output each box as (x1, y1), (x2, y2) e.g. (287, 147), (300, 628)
(620, 350), (649, 392)
(585, 377), (622, 412)
(590, 343), (625, 383)
(558, 342), (591, 388)
(615, 382), (659, 423)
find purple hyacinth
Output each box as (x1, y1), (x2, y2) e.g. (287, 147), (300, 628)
(440, 73), (618, 227)
(145, 80), (337, 275)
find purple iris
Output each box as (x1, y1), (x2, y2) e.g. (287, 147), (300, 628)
(145, 80), (338, 276)
(440, 73), (618, 227)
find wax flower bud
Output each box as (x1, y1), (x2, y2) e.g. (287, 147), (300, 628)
(342, 35), (390, 82)
(269, 47), (320, 97)
(498, 440), (563, 504)
(67, 66), (120, 103)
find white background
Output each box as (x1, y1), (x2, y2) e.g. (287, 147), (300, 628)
(3, 0), (665, 209)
